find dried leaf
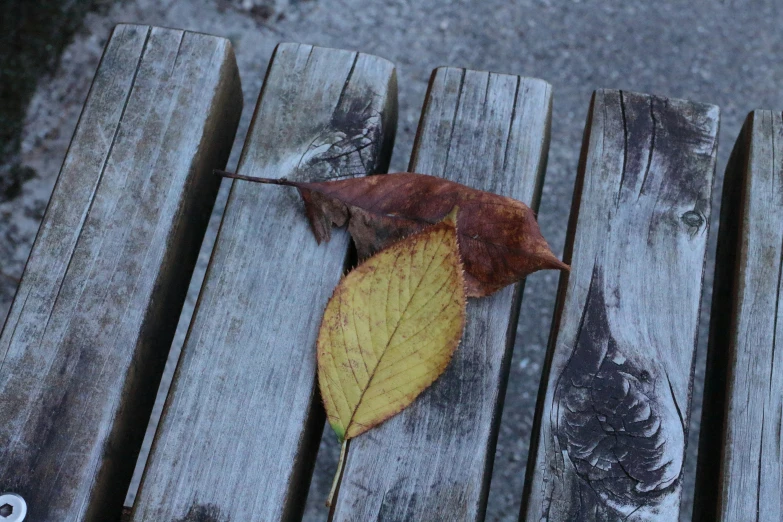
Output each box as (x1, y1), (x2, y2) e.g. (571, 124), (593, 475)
(218, 171), (568, 297)
(317, 209), (466, 442)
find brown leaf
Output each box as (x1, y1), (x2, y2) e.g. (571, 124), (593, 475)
(217, 171), (568, 297)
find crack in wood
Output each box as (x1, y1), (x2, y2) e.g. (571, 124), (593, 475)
(501, 76), (521, 173)
(440, 69), (466, 178)
(756, 410), (765, 522)
(770, 191), (783, 397)
(665, 372), (685, 433)
(618, 90), (629, 199)
(170, 31), (186, 75)
(638, 97), (656, 200)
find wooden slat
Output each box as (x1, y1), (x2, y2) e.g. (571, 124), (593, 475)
(131, 43), (397, 522)
(693, 110), (783, 521)
(330, 67), (553, 521)
(0, 24), (242, 521)
(520, 90), (719, 521)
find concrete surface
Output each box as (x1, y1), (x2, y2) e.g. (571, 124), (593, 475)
(2, 0), (783, 520)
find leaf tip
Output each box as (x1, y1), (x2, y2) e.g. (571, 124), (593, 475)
(534, 244), (569, 273)
(546, 255), (570, 272)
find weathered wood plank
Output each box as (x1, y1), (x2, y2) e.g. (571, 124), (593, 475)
(693, 110), (783, 522)
(0, 24), (242, 521)
(131, 43), (397, 522)
(520, 90), (719, 521)
(330, 67), (552, 521)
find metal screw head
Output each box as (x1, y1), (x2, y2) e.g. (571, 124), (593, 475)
(0, 493), (27, 522)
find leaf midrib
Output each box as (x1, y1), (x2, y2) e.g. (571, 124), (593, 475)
(342, 231), (450, 436)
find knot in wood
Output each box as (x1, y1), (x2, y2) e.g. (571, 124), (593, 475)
(554, 271), (683, 515)
(680, 209), (705, 230)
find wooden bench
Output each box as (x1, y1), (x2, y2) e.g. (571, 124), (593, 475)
(0, 23), (779, 522)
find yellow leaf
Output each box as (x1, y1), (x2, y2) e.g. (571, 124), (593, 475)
(317, 209), (467, 441)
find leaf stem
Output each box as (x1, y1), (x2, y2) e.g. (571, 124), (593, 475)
(326, 439), (349, 508)
(214, 169), (296, 186)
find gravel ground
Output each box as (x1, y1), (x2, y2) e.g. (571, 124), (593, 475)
(2, 0), (783, 520)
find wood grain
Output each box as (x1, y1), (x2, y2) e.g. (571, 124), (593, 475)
(520, 90), (719, 521)
(330, 67), (552, 521)
(693, 110), (783, 521)
(131, 43), (397, 522)
(0, 24), (242, 521)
